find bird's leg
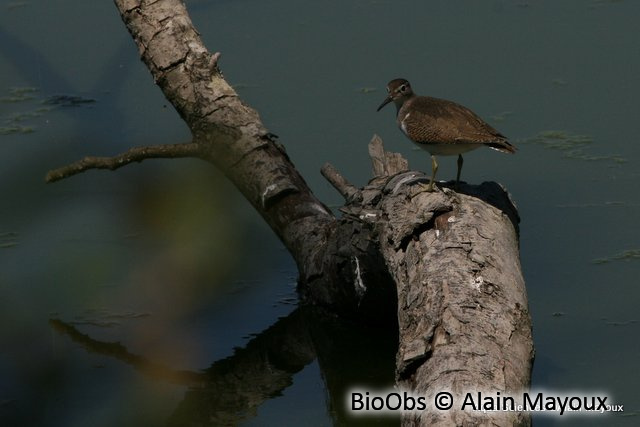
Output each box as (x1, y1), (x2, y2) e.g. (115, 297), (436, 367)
(427, 154), (438, 192)
(456, 154), (463, 189)
(416, 155), (438, 192)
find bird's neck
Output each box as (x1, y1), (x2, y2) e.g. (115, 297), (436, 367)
(394, 94), (415, 114)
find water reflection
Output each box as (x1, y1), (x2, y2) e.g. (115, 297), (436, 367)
(50, 307), (399, 426)
(50, 319), (203, 386)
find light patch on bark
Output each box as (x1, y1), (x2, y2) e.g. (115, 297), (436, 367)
(353, 256), (366, 297)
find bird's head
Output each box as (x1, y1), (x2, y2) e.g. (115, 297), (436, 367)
(376, 78), (414, 112)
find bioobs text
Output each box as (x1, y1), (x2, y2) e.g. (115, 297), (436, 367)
(351, 391), (426, 412)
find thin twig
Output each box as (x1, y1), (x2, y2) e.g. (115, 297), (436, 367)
(45, 142), (201, 183)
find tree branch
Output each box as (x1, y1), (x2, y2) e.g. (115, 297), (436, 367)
(45, 142), (201, 183)
(321, 162), (360, 202)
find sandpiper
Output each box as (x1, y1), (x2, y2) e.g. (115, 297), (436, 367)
(377, 78), (515, 191)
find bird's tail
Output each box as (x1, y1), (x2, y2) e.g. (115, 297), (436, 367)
(487, 139), (516, 154)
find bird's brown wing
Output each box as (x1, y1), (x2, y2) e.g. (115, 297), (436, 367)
(402, 96), (516, 153)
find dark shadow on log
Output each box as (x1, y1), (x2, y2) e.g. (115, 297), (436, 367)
(372, 171), (521, 237)
(444, 180), (521, 236)
(305, 306), (400, 427)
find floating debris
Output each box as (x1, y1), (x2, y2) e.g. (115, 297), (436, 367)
(0, 86), (38, 103)
(0, 125), (35, 135)
(0, 88), (97, 136)
(358, 87), (377, 94)
(521, 130), (627, 164)
(7, 2), (29, 10)
(490, 111), (513, 122)
(604, 319), (638, 327)
(1, 106), (51, 135)
(0, 231), (19, 248)
(526, 130), (592, 150)
(43, 94), (96, 107)
(592, 249), (640, 264)
(10, 107), (52, 122)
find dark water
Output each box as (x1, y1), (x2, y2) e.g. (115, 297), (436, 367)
(1, 0), (639, 426)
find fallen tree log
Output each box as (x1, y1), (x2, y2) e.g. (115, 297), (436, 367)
(46, 1), (534, 425)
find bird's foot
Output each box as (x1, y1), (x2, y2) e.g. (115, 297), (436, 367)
(417, 180), (437, 192)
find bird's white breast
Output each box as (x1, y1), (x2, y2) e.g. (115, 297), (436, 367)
(399, 111), (410, 137)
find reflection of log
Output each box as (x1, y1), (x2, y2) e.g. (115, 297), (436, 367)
(170, 309), (315, 426)
(49, 318), (204, 385)
(46, 1), (533, 425)
(51, 308), (399, 426)
(50, 310), (316, 426)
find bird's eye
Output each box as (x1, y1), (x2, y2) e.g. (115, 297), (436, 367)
(399, 84), (406, 93)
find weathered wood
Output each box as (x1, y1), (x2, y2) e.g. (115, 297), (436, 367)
(352, 141), (533, 426)
(369, 133), (409, 177)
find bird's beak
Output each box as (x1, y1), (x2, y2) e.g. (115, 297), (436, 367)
(376, 94), (393, 112)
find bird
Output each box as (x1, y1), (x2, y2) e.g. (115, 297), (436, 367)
(377, 78), (515, 191)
